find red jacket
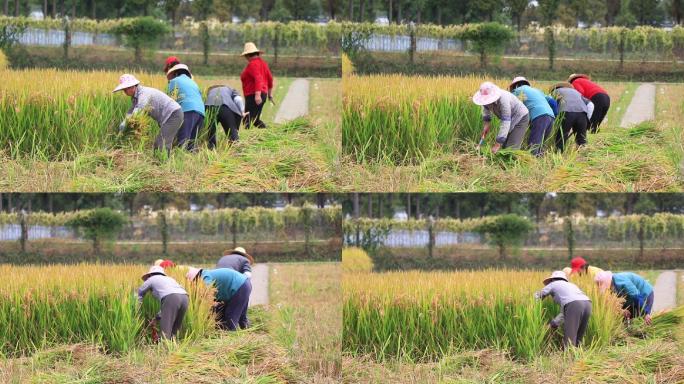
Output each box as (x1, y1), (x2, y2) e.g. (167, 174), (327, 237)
(241, 57), (273, 96)
(571, 77), (607, 99)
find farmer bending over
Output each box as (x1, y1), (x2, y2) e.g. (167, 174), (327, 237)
(549, 83), (594, 152)
(473, 82), (530, 154)
(205, 85), (248, 146)
(113, 74), (183, 153)
(217, 246), (254, 278)
(240, 42), (274, 129)
(568, 256), (603, 279)
(167, 64), (205, 152)
(509, 77), (555, 157)
(186, 267), (252, 330)
(138, 266), (189, 339)
(568, 74), (610, 133)
(595, 271), (653, 325)
(535, 270), (592, 348)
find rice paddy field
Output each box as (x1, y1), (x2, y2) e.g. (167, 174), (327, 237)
(342, 251), (684, 382)
(0, 262), (341, 383)
(0, 68), (340, 192)
(341, 73), (684, 192)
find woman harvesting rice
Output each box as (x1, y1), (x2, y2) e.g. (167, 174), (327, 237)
(137, 265), (189, 340)
(568, 74), (610, 133)
(473, 82), (530, 154)
(535, 270), (592, 348)
(186, 266), (252, 330)
(509, 76), (555, 157)
(167, 63), (205, 152)
(205, 85), (248, 146)
(595, 271), (654, 325)
(216, 246), (254, 278)
(549, 82), (594, 152)
(113, 74), (183, 153)
(240, 42), (274, 129)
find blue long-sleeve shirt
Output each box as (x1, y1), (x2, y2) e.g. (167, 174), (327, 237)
(168, 74), (205, 116)
(612, 272), (654, 314)
(200, 268), (248, 302)
(511, 85), (554, 121)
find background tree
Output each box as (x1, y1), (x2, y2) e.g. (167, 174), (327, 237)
(66, 208), (127, 254)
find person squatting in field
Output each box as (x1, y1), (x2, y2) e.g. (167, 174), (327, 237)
(217, 246), (254, 278)
(509, 77), (556, 157)
(568, 74), (610, 133)
(595, 271), (654, 325)
(535, 270), (593, 348)
(473, 82), (530, 154)
(113, 74), (183, 153)
(187, 266), (252, 330)
(137, 266), (189, 339)
(240, 42), (274, 129)
(549, 83), (595, 152)
(167, 63), (205, 152)
(205, 84), (248, 146)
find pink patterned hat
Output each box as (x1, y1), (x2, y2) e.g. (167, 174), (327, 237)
(113, 74), (140, 93)
(473, 82), (502, 106)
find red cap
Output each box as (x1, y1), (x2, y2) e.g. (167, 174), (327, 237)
(570, 257), (587, 273)
(159, 260), (175, 268)
(163, 56), (180, 71)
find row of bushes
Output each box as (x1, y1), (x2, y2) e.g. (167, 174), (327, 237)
(0, 238), (341, 264)
(369, 246), (684, 271)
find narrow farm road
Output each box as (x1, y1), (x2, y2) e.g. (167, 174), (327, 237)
(652, 270), (677, 313)
(274, 78), (310, 124)
(620, 83), (656, 128)
(249, 263), (270, 307)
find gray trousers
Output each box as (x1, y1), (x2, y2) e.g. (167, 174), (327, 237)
(155, 108), (184, 152)
(160, 293), (188, 339)
(503, 114), (530, 150)
(563, 300), (592, 348)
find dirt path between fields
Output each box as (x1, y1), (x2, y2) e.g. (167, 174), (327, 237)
(620, 83), (655, 128)
(274, 78), (310, 124)
(652, 270), (677, 313)
(249, 263), (269, 307)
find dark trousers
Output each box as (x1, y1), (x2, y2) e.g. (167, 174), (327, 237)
(627, 291), (655, 317)
(555, 111), (588, 152)
(214, 279), (252, 331)
(563, 300), (592, 348)
(207, 105), (241, 148)
(589, 93), (610, 133)
(528, 114), (554, 157)
(159, 293), (189, 339)
(244, 92), (267, 128)
(176, 111), (204, 151)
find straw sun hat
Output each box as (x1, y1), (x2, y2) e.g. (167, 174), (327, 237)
(241, 42), (263, 56)
(472, 82), (502, 106)
(543, 270), (569, 285)
(166, 63), (192, 78)
(508, 76), (531, 91)
(228, 246), (255, 264)
(568, 73), (590, 83)
(141, 266), (166, 281)
(112, 74), (140, 93)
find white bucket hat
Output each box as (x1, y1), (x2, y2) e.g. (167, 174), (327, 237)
(241, 42), (263, 56)
(166, 63), (192, 78)
(509, 76), (530, 91)
(472, 82), (502, 106)
(543, 270), (569, 285)
(113, 74), (140, 93)
(186, 267), (202, 281)
(141, 265), (166, 280)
